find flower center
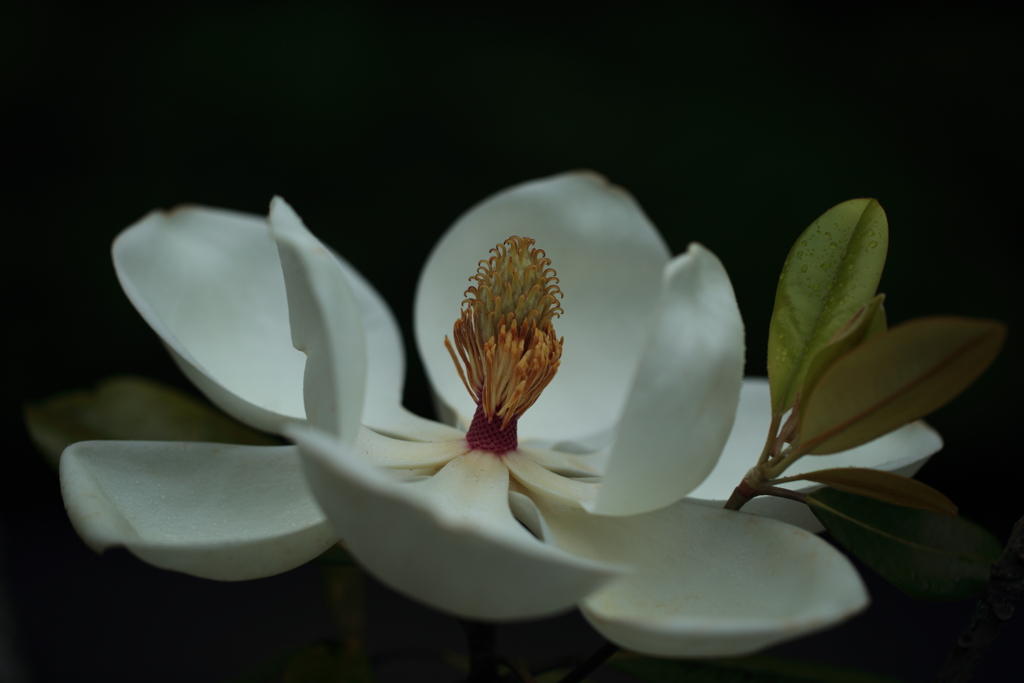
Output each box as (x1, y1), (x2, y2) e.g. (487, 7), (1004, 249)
(445, 236), (563, 454)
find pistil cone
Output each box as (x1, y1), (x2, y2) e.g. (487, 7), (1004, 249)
(445, 236), (563, 453)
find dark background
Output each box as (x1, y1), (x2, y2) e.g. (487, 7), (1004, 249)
(2, 3), (1021, 682)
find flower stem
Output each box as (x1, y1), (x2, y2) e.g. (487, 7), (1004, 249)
(460, 619), (498, 683)
(557, 641), (617, 683)
(933, 513), (1024, 683)
(320, 563), (365, 643)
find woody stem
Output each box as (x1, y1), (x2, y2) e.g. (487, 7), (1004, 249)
(460, 619), (498, 683)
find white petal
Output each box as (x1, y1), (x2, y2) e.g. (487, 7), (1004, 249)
(415, 171), (671, 442)
(373, 407), (469, 442)
(113, 205), (306, 432)
(113, 202), (411, 436)
(519, 445), (600, 477)
(528, 494), (868, 657)
(328, 250), (421, 438)
(287, 424), (622, 620)
(504, 451), (599, 508)
(687, 378), (943, 531)
(591, 244), (745, 515)
(356, 426), (467, 469)
(270, 197), (365, 442)
(59, 440), (336, 580)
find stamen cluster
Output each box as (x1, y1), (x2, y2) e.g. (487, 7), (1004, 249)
(445, 236), (563, 429)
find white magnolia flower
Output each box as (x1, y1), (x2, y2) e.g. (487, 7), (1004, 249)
(61, 172), (940, 658)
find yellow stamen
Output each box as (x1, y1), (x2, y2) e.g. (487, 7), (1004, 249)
(444, 236), (563, 428)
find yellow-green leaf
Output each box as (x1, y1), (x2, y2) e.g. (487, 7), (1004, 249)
(780, 467), (957, 516)
(799, 294), (887, 406)
(24, 375), (280, 468)
(768, 199), (888, 416)
(798, 317), (1006, 454)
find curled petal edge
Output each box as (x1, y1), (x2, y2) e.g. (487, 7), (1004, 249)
(270, 197), (367, 442)
(113, 205), (306, 434)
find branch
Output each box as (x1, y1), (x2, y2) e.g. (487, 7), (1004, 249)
(724, 478), (807, 511)
(933, 514), (1024, 683)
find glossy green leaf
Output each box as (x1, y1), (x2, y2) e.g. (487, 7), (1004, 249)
(611, 653), (902, 682)
(229, 641), (375, 683)
(798, 317), (1006, 454)
(226, 645), (306, 683)
(781, 467), (957, 516)
(807, 487), (1001, 601)
(768, 199), (888, 416)
(535, 669), (592, 683)
(798, 294), (887, 407)
(24, 375), (280, 468)
(282, 643), (375, 683)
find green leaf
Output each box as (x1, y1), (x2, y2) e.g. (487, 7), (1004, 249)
(798, 294), (886, 406)
(610, 653), (904, 683)
(24, 375), (280, 468)
(807, 487), (1001, 601)
(797, 316), (1006, 454)
(780, 467), (957, 516)
(535, 670), (591, 683)
(282, 643), (375, 683)
(226, 645), (305, 683)
(229, 642), (375, 683)
(768, 199), (888, 416)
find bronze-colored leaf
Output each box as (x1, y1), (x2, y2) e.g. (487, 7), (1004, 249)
(24, 375), (280, 468)
(798, 316), (1005, 454)
(799, 294), (887, 406)
(781, 467), (957, 516)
